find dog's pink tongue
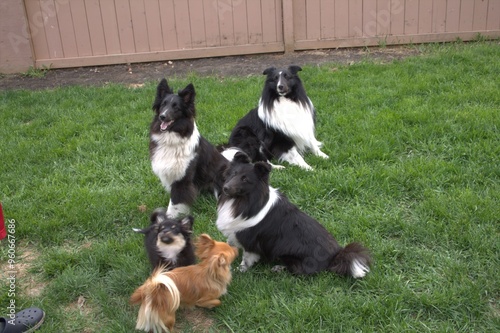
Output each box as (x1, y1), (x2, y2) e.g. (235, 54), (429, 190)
(161, 121), (168, 131)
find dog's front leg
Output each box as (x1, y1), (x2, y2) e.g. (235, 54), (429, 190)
(279, 147), (313, 170)
(239, 251), (260, 272)
(167, 181), (196, 217)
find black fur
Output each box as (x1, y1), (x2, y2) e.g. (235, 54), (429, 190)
(217, 152), (371, 276)
(134, 208), (195, 270)
(149, 79), (229, 216)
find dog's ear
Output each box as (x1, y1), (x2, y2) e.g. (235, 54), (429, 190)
(153, 79), (173, 111)
(195, 234), (214, 260)
(217, 253), (227, 267)
(254, 161), (272, 180)
(288, 65), (302, 75)
(132, 227), (147, 234)
(181, 216), (194, 233)
(263, 67), (276, 76)
(150, 208), (168, 224)
(178, 83), (196, 105)
(233, 151), (251, 164)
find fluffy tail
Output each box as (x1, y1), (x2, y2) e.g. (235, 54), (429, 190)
(130, 267), (180, 333)
(329, 242), (372, 278)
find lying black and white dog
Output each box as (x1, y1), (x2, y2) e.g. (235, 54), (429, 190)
(216, 152), (371, 277)
(133, 208), (195, 270)
(228, 66), (328, 170)
(149, 79), (229, 217)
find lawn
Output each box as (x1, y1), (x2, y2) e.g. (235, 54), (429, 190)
(1, 41), (499, 332)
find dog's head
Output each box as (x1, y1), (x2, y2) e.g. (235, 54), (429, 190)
(195, 234), (238, 264)
(134, 208), (194, 246)
(152, 208), (194, 245)
(263, 65), (302, 97)
(152, 79), (196, 132)
(222, 152), (271, 198)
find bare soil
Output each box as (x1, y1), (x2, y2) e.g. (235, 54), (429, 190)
(0, 47), (420, 90)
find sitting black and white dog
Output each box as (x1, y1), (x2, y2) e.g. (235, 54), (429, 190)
(149, 79), (229, 217)
(133, 208), (195, 270)
(216, 152), (371, 277)
(228, 65), (328, 170)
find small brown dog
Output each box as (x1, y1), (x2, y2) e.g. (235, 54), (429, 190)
(130, 234), (239, 332)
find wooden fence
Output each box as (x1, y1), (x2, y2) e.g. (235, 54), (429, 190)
(1, 0), (500, 73)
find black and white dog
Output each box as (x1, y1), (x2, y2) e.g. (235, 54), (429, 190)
(216, 152), (371, 277)
(228, 65), (328, 170)
(133, 208), (195, 270)
(149, 79), (229, 217)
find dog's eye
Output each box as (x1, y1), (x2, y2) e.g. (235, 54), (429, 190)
(241, 176), (248, 182)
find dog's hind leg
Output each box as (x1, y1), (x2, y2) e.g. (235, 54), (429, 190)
(195, 298), (222, 309)
(239, 251), (260, 272)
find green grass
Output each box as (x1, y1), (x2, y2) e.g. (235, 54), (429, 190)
(1, 41), (499, 332)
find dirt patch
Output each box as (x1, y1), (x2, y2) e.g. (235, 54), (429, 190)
(0, 46), (420, 91)
(177, 308), (216, 332)
(0, 244), (47, 298)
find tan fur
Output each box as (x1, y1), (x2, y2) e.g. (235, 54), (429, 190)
(130, 234), (238, 332)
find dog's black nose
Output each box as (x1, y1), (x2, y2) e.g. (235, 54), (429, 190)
(278, 85), (284, 90)
(159, 114), (166, 121)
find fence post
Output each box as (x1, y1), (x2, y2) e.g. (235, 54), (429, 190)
(282, 0), (294, 53)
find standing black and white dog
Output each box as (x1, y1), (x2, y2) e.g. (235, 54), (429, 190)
(216, 152), (371, 277)
(228, 65), (328, 170)
(149, 79), (229, 217)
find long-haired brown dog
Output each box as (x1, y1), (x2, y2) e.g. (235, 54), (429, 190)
(130, 234), (239, 332)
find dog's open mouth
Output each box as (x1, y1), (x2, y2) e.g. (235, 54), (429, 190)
(160, 120), (174, 131)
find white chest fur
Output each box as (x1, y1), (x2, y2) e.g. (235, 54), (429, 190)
(216, 187), (280, 243)
(258, 97), (317, 153)
(150, 124), (200, 191)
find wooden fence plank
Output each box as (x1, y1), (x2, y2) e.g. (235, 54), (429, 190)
(56, 1), (78, 58)
(203, 0), (221, 47)
(100, 0), (122, 54)
(39, 0), (64, 59)
(319, 0), (334, 39)
(70, 0), (93, 56)
(404, 0), (419, 35)
(85, 0), (107, 56)
(275, 0), (283, 42)
(188, 0), (207, 48)
(446, 0), (461, 32)
(334, 0), (349, 39)
(432, 0), (447, 33)
(418, 0), (433, 34)
(473, 0), (489, 31)
(233, 0), (249, 45)
(305, 0), (320, 40)
(377, 0), (391, 36)
(130, 0), (150, 52)
(487, 0), (500, 30)
(390, 0), (405, 36)
(460, 0), (475, 31)
(115, 1), (135, 53)
(27, 0), (50, 60)
(362, 0), (377, 36)
(218, 0), (235, 46)
(173, 1), (192, 49)
(349, 0), (363, 37)
(262, 0), (278, 43)
(293, 0), (306, 41)
(159, 0), (178, 50)
(143, 0), (164, 52)
(247, 0), (263, 43)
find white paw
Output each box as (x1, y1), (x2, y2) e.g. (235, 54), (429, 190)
(270, 163), (286, 170)
(239, 262), (248, 273)
(271, 265), (286, 273)
(318, 151), (329, 159)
